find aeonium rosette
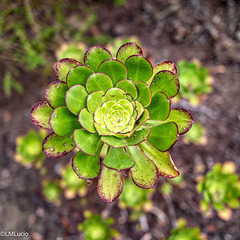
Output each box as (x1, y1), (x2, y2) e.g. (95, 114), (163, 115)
(31, 42), (193, 202)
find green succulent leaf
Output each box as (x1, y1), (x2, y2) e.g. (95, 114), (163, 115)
(139, 141), (179, 178)
(135, 81), (152, 107)
(95, 124), (115, 136)
(103, 147), (135, 171)
(65, 85), (88, 115)
(101, 136), (128, 148)
(132, 101), (144, 120)
(97, 165), (123, 202)
(127, 146), (159, 189)
(45, 81), (68, 108)
(166, 108), (193, 135)
(125, 55), (153, 83)
(147, 60), (177, 84)
(147, 91), (170, 121)
(66, 65), (94, 88)
(87, 91), (104, 114)
(105, 88), (126, 102)
(78, 108), (96, 133)
(42, 132), (75, 158)
(50, 106), (81, 136)
(135, 109), (150, 129)
(151, 70), (180, 98)
(84, 46), (112, 72)
(118, 99), (133, 116)
(31, 101), (53, 129)
(126, 129), (151, 146)
(73, 129), (101, 155)
(98, 59), (127, 86)
(148, 122), (179, 151)
(116, 79), (138, 100)
(55, 58), (81, 82)
(116, 42), (143, 63)
(72, 145), (102, 180)
(86, 73), (113, 94)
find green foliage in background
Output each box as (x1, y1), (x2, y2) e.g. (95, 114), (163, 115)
(119, 178), (153, 220)
(78, 211), (119, 240)
(42, 180), (63, 205)
(14, 129), (46, 168)
(184, 122), (207, 145)
(166, 218), (205, 240)
(3, 71), (24, 98)
(176, 60), (212, 106)
(197, 162), (240, 221)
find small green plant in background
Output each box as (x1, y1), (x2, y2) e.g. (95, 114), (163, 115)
(197, 162), (240, 221)
(31, 42), (193, 202)
(166, 218), (206, 240)
(78, 211), (119, 240)
(55, 42), (87, 62)
(176, 60), (213, 106)
(59, 164), (88, 199)
(14, 129), (46, 168)
(42, 180), (63, 206)
(119, 177), (153, 221)
(184, 122), (207, 145)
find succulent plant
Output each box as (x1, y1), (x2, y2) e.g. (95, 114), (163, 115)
(197, 162), (240, 221)
(31, 42), (193, 202)
(176, 60), (213, 106)
(166, 218), (205, 240)
(14, 129), (46, 168)
(78, 211), (119, 240)
(42, 180), (62, 205)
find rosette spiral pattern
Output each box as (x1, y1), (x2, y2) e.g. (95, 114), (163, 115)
(31, 42), (193, 202)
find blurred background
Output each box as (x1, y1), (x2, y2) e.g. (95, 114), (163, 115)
(0, 0), (240, 239)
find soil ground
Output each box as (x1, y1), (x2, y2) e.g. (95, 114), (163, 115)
(0, 0), (240, 239)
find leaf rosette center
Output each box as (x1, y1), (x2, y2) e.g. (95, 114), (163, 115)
(94, 88), (135, 135)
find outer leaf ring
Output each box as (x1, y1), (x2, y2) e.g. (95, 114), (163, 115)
(153, 70), (180, 99)
(66, 65), (94, 88)
(71, 154), (100, 181)
(172, 108), (194, 135)
(30, 101), (53, 129)
(116, 42), (143, 61)
(42, 132), (75, 158)
(45, 80), (67, 108)
(130, 146), (159, 189)
(162, 122), (180, 152)
(83, 46), (112, 65)
(55, 58), (81, 81)
(97, 165), (123, 203)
